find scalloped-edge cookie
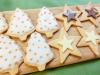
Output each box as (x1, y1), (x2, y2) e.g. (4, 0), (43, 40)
(24, 32), (54, 71)
(0, 34), (24, 75)
(0, 13), (8, 34)
(36, 7), (59, 38)
(7, 8), (35, 41)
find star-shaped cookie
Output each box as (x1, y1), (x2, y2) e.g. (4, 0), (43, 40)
(49, 28), (81, 63)
(63, 9), (76, 22)
(56, 5), (82, 31)
(96, 17), (100, 34)
(77, 3), (99, 26)
(77, 25), (100, 56)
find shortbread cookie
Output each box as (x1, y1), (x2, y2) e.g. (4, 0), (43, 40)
(24, 32), (54, 71)
(77, 25), (100, 56)
(96, 17), (100, 34)
(0, 35), (24, 75)
(15, 5), (100, 75)
(49, 28), (81, 63)
(56, 5), (82, 31)
(77, 2), (99, 26)
(0, 13), (8, 34)
(36, 7), (59, 38)
(7, 8), (35, 41)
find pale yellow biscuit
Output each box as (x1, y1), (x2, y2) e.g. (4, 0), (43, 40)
(49, 28), (81, 63)
(77, 25), (100, 56)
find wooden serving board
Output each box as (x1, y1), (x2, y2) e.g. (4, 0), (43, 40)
(0, 4), (100, 75)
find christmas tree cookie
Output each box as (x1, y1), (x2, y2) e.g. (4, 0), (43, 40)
(24, 32), (54, 71)
(49, 28), (81, 63)
(0, 35), (24, 75)
(0, 13), (8, 34)
(7, 8), (35, 41)
(36, 7), (59, 38)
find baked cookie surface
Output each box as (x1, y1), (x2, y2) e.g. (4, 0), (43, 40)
(0, 35), (24, 75)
